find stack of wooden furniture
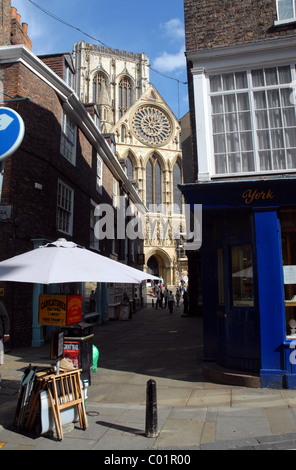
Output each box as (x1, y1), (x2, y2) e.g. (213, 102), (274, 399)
(24, 368), (88, 440)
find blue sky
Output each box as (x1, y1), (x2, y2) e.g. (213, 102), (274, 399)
(11, 0), (188, 119)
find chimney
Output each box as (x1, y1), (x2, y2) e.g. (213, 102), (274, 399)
(11, 6), (17, 19)
(10, 5), (32, 50)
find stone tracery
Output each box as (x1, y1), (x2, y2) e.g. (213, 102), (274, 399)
(132, 105), (171, 146)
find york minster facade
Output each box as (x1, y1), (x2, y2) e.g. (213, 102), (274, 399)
(73, 41), (187, 286)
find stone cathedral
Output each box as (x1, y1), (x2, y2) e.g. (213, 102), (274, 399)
(73, 41), (187, 287)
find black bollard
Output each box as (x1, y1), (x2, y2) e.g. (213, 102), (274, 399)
(145, 379), (159, 438)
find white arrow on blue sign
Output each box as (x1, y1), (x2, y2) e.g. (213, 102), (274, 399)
(0, 107), (25, 162)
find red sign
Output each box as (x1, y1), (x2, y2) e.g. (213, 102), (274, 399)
(67, 295), (82, 326)
(63, 341), (79, 369)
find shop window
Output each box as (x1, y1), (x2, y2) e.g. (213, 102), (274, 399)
(280, 209), (296, 337)
(231, 245), (254, 306)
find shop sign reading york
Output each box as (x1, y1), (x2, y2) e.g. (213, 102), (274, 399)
(242, 188), (275, 205)
(0, 107), (25, 162)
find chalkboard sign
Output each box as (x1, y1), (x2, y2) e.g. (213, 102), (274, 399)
(50, 330), (64, 359)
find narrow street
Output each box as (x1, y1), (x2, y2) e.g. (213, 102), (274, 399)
(89, 300), (203, 404)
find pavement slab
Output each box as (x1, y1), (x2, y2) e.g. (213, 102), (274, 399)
(1, 302), (296, 451)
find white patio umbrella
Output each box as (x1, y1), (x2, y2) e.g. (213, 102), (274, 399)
(0, 239), (160, 285)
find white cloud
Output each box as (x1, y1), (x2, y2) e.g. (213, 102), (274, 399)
(162, 18), (185, 41)
(152, 46), (186, 73)
(153, 18), (185, 73)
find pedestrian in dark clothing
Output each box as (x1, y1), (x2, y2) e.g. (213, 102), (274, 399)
(0, 301), (10, 384)
(183, 289), (189, 314)
(168, 291), (174, 315)
(160, 289), (164, 308)
(89, 290), (96, 312)
(164, 288), (169, 308)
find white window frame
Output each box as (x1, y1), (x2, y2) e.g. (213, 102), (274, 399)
(60, 111), (77, 165)
(90, 200), (99, 251)
(209, 64), (296, 177)
(56, 180), (74, 235)
(275, 0), (296, 25)
(96, 155), (103, 194)
(65, 65), (73, 88)
(113, 178), (118, 208)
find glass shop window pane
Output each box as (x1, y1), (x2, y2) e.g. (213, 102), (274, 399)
(231, 245), (254, 306)
(280, 210), (296, 338)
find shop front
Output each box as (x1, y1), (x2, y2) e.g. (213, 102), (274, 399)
(180, 177), (296, 388)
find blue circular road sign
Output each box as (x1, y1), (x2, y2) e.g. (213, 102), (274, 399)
(0, 107), (25, 162)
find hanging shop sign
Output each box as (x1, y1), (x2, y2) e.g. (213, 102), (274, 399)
(38, 294), (82, 326)
(0, 107), (25, 162)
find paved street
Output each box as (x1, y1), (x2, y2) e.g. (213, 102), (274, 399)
(1, 300), (296, 451)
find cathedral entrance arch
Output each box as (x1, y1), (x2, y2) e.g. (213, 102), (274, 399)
(146, 249), (172, 287)
(147, 255), (159, 277)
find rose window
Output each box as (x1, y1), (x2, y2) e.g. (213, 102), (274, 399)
(132, 106), (171, 146)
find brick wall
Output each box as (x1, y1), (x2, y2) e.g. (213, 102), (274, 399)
(40, 55), (65, 81)
(184, 0), (296, 52)
(0, 58), (122, 346)
(0, 0), (11, 46)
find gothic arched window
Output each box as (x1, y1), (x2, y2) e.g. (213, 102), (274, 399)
(119, 76), (132, 118)
(173, 162), (182, 213)
(121, 125), (126, 143)
(93, 72), (107, 103)
(146, 155), (162, 209)
(126, 156), (134, 180)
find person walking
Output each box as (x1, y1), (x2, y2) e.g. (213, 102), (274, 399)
(176, 288), (181, 307)
(0, 300), (10, 386)
(168, 290), (174, 315)
(155, 289), (162, 310)
(164, 287), (169, 308)
(89, 290), (96, 312)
